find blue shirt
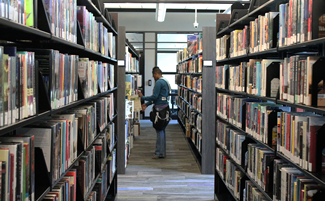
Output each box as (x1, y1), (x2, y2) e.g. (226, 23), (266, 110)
(141, 78), (170, 107)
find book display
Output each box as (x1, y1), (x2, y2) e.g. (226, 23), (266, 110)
(177, 28), (216, 174)
(0, 0), (120, 200)
(215, 0), (325, 200)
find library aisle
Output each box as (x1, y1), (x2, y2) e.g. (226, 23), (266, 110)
(116, 120), (214, 201)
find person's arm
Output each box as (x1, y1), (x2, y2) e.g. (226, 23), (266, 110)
(141, 81), (162, 106)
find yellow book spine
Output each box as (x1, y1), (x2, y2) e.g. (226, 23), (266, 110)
(25, 0), (34, 27)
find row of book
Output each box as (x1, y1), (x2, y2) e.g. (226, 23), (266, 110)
(178, 96), (202, 131)
(0, 96), (116, 201)
(178, 109), (202, 153)
(216, 91), (325, 174)
(227, 11), (278, 58)
(244, 180), (269, 201)
(179, 75), (202, 92)
(176, 56), (202, 74)
(94, 96), (115, 132)
(218, 56), (325, 106)
(94, 151), (116, 201)
(77, 6), (116, 57)
(79, 58), (114, 99)
(43, 168), (77, 201)
(178, 89), (202, 112)
(0, 46), (116, 128)
(37, 50), (79, 110)
(216, 120), (245, 166)
(176, 48), (188, 63)
(98, 62), (115, 94)
(273, 158), (325, 201)
(278, 0), (323, 47)
(277, 111), (325, 172)
(44, 0), (77, 43)
(216, 93), (291, 147)
(216, 59), (282, 98)
(0, 47), (37, 127)
(1, 0), (34, 26)
(216, 148), (244, 199)
(279, 56), (325, 107)
(125, 74), (142, 96)
(217, 1), (325, 60)
(125, 49), (139, 73)
(247, 143), (274, 193)
(217, 142), (325, 201)
(43, 147), (116, 201)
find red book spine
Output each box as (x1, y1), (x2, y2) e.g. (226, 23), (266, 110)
(257, 109), (261, 137)
(309, 125), (321, 172)
(308, 0), (313, 41)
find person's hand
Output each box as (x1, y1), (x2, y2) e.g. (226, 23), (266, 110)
(138, 92), (143, 98)
(141, 104), (147, 111)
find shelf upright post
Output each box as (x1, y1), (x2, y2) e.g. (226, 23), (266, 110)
(117, 26), (126, 174)
(202, 27), (216, 174)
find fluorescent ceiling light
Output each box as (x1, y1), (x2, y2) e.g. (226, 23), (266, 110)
(156, 3), (166, 22)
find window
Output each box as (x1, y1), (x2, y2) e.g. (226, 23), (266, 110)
(157, 53), (177, 73)
(162, 74), (178, 110)
(126, 33), (143, 42)
(130, 42), (143, 50)
(162, 74), (177, 90)
(157, 43), (187, 49)
(157, 34), (188, 42)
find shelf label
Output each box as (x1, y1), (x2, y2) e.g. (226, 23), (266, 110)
(118, 60), (125, 66)
(203, 60), (213, 67)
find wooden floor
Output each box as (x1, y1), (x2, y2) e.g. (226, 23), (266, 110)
(116, 120), (214, 201)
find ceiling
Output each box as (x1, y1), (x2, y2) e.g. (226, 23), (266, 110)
(104, 3), (233, 10)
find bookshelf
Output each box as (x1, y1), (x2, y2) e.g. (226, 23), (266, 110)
(116, 26), (141, 174)
(125, 40), (141, 168)
(215, 0), (325, 200)
(0, 1), (120, 200)
(176, 27), (216, 174)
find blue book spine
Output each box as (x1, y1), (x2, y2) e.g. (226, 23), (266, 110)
(256, 62), (261, 96)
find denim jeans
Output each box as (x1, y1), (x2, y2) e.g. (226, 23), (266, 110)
(155, 129), (166, 157)
(154, 105), (167, 157)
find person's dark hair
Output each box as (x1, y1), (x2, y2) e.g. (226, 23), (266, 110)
(152, 66), (162, 75)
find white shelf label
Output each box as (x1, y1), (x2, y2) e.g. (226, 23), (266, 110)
(203, 60), (212, 67)
(118, 60), (125, 66)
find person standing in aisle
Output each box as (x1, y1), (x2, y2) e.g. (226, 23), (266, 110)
(138, 67), (171, 159)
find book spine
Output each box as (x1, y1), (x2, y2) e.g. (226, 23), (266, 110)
(308, 0), (313, 41)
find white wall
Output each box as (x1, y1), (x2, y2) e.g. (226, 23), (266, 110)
(118, 12), (216, 32)
(144, 48), (155, 117)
